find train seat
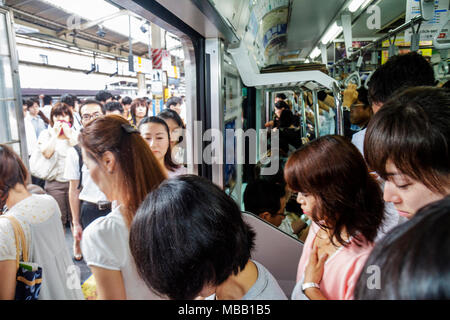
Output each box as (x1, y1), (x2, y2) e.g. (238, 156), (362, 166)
(242, 211), (304, 298)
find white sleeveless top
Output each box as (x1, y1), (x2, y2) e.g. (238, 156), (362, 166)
(0, 194), (84, 300)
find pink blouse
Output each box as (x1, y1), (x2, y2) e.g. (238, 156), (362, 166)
(294, 222), (373, 300)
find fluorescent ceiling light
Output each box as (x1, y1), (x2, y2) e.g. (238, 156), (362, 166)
(348, 0), (366, 12)
(41, 0), (120, 21)
(309, 47), (321, 59)
(320, 22), (343, 45)
(348, 0), (372, 13)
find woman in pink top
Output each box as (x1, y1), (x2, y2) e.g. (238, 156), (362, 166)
(284, 135), (385, 300)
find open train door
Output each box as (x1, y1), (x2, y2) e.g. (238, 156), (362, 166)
(0, 5), (27, 166)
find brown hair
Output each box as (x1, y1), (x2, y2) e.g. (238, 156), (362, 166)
(284, 135), (384, 246)
(50, 102), (74, 127)
(130, 98), (149, 126)
(364, 86), (450, 194)
(0, 144), (28, 212)
(78, 115), (166, 227)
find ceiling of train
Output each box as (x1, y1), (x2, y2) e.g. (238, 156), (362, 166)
(209, 0), (408, 68)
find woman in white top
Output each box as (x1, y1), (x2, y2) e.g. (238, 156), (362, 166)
(139, 116), (187, 178)
(37, 103), (78, 227)
(79, 115), (166, 299)
(0, 144), (83, 300)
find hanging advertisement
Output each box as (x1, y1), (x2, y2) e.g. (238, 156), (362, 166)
(405, 0), (449, 41)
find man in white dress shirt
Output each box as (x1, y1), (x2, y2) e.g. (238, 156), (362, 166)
(64, 100), (109, 260)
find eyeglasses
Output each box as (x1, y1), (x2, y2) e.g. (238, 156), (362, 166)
(350, 103), (365, 109)
(81, 112), (102, 121)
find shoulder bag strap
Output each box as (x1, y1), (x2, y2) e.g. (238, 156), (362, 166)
(0, 216), (28, 269)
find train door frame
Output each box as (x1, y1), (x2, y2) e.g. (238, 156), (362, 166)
(113, 0), (211, 178)
(0, 6), (28, 166)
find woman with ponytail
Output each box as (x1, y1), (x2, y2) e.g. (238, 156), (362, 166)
(79, 115), (166, 299)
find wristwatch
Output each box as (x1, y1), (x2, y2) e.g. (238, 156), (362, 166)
(302, 282), (320, 293)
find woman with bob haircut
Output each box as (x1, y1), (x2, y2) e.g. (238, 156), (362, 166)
(129, 175), (287, 300)
(138, 117), (186, 177)
(129, 98), (149, 128)
(38, 102), (77, 228)
(0, 144), (83, 300)
(285, 135), (384, 300)
(79, 115), (166, 299)
(364, 86), (450, 220)
(355, 196), (450, 300)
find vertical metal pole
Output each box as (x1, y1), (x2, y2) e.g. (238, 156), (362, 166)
(265, 90), (270, 124)
(299, 89), (307, 138)
(332, 81), (344, 136)
(312, 90), (320, 138)
(128, 14), (134, 72)
(205, 38), (224, 188)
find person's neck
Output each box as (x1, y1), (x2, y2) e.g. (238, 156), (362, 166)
(5, 184), (32, 210)
(215, 260), (258, 300)
(318, 225), (350, 246)
(357, 119), (369, 129)
(158, 158), (168, 176)
(136, 116), (144, 125)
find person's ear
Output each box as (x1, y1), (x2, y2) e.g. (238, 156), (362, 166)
(259, 212), (271, 222)
(101, 151), (116, 174)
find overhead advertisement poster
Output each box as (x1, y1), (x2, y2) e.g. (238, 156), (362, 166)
(261, 6), (288, 58)
(405, 0), (449, 42)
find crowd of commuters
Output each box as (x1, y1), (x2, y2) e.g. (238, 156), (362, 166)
(1, 51), (449, 300)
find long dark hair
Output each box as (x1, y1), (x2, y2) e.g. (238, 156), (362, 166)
(78, 115), (166, 227)
(130, 98), (149, 126)
(139, 116), (180, 172)
(284, 135), (384, 247)
(0, 144), (28, 212)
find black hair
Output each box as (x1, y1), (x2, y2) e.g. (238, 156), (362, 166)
(244, 179), (285, 216)
(274, 100), (289, 110)
(104, 101), (124, 114)
(79, 99), (104, 117)
(95, 90), (113, 103)
(129, 175), (256, 300)
(138, 116), (180, 172)
(278, 109), (294, 128)
(158, 109), (184, 128)
(317, 90), (328, 102)
(121, 96), (132, 105)
(276, 93), (287, 100)
(165, 96), (182, 108)
(43, 95), (52, 106)
(355, 196), (450, 300)
(157, 109), (185, 144)
(61, 94), (76, 107)
(25, 98), (38, 109)
(364, 86), (450, 194)
(356, 87), (369, 107)
(367, 52), (435, 105)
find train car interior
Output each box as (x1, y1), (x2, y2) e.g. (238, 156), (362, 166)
(0, 0), (449, 301)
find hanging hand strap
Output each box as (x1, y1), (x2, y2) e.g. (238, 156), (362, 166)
(0, 216), (28, 269)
